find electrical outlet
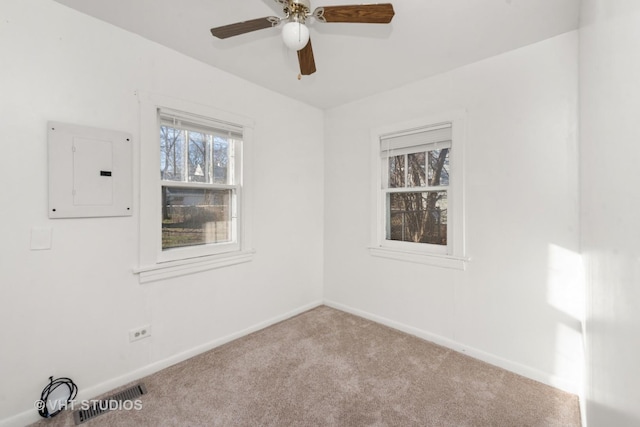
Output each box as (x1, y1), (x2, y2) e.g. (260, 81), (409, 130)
(129, 325), (152, 342)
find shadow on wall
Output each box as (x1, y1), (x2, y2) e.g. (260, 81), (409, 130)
(586, 401), (640, 427)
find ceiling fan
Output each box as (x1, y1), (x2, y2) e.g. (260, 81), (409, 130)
(210, 0), (395, 77)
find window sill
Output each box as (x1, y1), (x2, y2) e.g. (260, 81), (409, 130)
(134, 250), (255, 284)
(369, 247), (468, 270)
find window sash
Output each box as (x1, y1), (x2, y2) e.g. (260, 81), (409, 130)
(161, 186), (238, 250)
(159, 113), (240, 186)
(385, 189), (448, 246)
(381, 148), (451, 190)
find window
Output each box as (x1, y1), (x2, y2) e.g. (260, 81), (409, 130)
(136, 93), (254, 283)
(370, 112), (466, 269)
(384, 124), (451, 251)
(159, 110), (240, 255)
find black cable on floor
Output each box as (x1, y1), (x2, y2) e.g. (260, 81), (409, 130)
(37, 376), (78, 418)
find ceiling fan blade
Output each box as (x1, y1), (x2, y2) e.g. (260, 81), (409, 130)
(210, 16), (279, 39)
(314, 3), (395, 24)
(298, 39), (317, 76)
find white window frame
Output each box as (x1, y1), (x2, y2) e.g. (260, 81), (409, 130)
(369, 110), (467, 270)
(135, 92), (254, 283)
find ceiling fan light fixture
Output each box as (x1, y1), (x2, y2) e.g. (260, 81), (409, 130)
(281, 21), (310, 51)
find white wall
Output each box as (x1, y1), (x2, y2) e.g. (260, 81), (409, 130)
(0, 0), (323, 424)
(580, 1), (640, 425)
(324, 32), (582, 393)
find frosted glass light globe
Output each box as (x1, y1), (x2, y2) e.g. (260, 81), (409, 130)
(281, 21), (310, 51)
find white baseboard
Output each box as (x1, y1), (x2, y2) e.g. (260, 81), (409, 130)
(0, 300), (323, 427)
(323, 299), (581, 395)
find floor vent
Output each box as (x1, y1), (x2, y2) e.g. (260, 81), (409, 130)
(72, 383), (147, 425)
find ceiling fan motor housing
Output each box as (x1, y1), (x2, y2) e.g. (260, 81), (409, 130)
(288, 0), (311, 18)
(290, 0), (311, 8)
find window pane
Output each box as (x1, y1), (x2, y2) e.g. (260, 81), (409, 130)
(160, 126), (186, 181)
(428, 148), (450, 186)
(388, 155), (405, 188)
(188, 132), (207, 183)
(212, 138), (231, 184)
(408, 152), (426, 187)
(162, 187), (233, 250)
(387, 191), (447, 245)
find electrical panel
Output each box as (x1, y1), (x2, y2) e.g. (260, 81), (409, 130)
(48, 121), (133, 218)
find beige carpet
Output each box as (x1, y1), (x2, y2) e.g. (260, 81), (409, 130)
(31, 306), (581, 426)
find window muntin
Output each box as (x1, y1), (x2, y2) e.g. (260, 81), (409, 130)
(380, 123), (452, 253)
(159, 109), (242, 256)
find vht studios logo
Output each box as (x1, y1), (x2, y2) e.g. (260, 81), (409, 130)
(35, 399), (143, 412)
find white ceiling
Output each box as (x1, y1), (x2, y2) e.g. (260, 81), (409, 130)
(53, 0), (580, 109)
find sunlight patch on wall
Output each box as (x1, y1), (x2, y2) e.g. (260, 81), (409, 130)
(547, 243), (585, 393)
(547, 244), (584, 322)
